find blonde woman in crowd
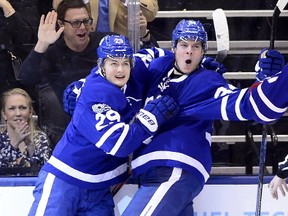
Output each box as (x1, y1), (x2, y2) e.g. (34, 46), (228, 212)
(0, 88), (51, 168)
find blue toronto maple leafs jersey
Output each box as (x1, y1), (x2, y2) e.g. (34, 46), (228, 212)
(128, 48), (288, 186)
(42, 70), (154, 189)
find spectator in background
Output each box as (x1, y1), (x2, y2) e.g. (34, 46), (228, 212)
(53, 0), (158, 37)
(18, 0), (109, 148)
(19, 0), (155, 149)
(0, 0), (53, 102)
(0, 88), (51, 169)
(0, 0), (36, 96)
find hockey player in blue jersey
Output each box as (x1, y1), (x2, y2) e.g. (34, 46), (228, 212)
(63, 20), (288, 215)
(121, 20), (288, 215)
(27, 34), (179, 216)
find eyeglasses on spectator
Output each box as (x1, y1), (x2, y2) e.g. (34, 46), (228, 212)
(62, 17), (93, 28)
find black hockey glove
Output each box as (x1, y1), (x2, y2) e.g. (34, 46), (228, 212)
(136, 95), (180, 135)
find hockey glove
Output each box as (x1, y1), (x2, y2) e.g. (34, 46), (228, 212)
(255, 48), (285, 82)
(201, 56), (227, 75)
(136, 95), (180, 135)
(63, 79), (84, 116)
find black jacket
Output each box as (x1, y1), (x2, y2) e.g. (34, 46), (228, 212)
(19, 32), (111, 147)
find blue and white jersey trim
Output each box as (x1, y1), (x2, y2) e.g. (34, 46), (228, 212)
(95, 123), (130, 155)
(131, 151), (210, 182)
(48, 156), (127, 183)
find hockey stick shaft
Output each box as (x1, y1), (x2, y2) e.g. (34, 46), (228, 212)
(270, 0), (288, 49)
(255, 125), (268, 216)
(255, 1), (288, 215)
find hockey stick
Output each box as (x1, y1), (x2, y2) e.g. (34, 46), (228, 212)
(255, 1), (288, 215)
(270, 0), (288, 49)
(255, 124), (268, 216)
(212, 8), (229, 63)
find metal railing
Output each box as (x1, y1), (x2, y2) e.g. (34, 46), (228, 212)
(156, 10), (288, 18)
(155, 10), (288, 54)
(158, 40), (288, 54)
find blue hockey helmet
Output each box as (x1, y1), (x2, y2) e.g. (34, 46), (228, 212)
(171, 19), (208, 50)
(97, 34), (134, 65)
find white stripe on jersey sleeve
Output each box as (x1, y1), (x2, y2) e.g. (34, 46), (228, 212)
(109, 124), (130, 155)
(221, 95), (229, 120)
(249, 94), (277, 122)
(235, 88), (248, 121)
(134, 47), (167, 68)
(95, 122), (129, 155)
(257, 84), (287, 113)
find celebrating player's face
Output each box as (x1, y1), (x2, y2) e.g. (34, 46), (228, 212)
(174, 40), (204, 74)
(103, 58), (131, 88)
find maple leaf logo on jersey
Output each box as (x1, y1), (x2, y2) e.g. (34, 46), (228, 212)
(158, 76), (170, 92)
(92, 103), (111, 113)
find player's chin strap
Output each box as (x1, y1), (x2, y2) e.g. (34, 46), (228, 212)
(173, 61), (200, 78)
(97, 67), (106, 78)
(173, 62), (186, 78)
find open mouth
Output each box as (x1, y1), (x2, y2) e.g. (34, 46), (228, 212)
(77, 33), (86, 38)
(185, 59), (192, 64)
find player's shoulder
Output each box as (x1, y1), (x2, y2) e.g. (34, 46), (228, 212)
(150, 54), (174, 69)
(85, 74), (123, 97)
(197, 67), (225, 80)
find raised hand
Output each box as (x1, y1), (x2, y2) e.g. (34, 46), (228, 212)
(10, 120), (31, 149)
(34, 10), (64, 53)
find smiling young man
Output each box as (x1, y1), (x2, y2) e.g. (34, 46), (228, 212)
(27, 34), (179, 216)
